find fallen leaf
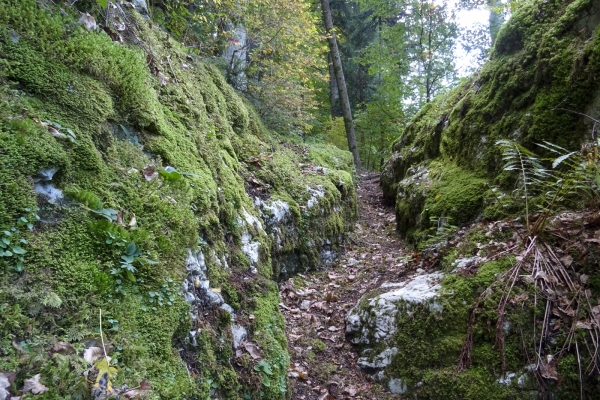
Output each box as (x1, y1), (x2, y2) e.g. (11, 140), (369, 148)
(325, 292), (338, 302)
(539, 356), (559, 381)
(84, 346), (104, 364)
(300, 300), (311, 310)
(128, 214), (137, 227)
(47, 126), (65, 139)
(580, 274), (589, 284)
(576, 320), (593, 330)
(121, 379), (151, 398)
(21, 374), (49, 395)
(78, 12), (97, 31)
(592, 305), (600, 325)
(328, 326), (340, 332)
(102, 26), (122, 42)
(52, 341), (75, 355)
(157, 71), (169, 86)
(560, 255), (573, 267)
(116, 212), (125, 226)
(142, 166), (158, 181)
(91, 358), (118, 399)
(1, 372), (15, 400)
(343, 386), (358, 396)
(243, 341), (262, 360)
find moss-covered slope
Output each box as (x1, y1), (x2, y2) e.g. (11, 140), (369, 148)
(0, 1), (356, 399)
(381, 0), (600, 240)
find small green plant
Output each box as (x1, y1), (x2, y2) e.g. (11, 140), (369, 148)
(110, 241), (157, 284)
(253, 360), (274, 387)
(495, 139), (600, 234)
(157, 166), (199, 182)
(143, 279), (177, 311)
(0, 208), (39, 272)
(91, 208), (119, 222)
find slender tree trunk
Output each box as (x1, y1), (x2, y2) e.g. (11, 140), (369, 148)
(487, 0), (504, 45)
(328, 53), (340, 118)
(321, 0), (361, 169)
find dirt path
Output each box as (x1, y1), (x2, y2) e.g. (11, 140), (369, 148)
(279, 173), (410, 399)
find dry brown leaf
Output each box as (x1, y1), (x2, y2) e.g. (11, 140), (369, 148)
(157, 72), (169, 86)
(83, 346), (104, 364)
(51, 341), (75, 355)
(576, 320), (593, 330)
(243, 341), (262, 360)
(325, 292), (339, 303)
(78, 12), (97, 31)
(343, 385), (358, 396)
(142, 166), (158, 181)
(560, 255), (573, 267)
(592, 305), (600, 324)
(539, 357), (559, 381)
(21, 374), (49, 395)
(122, 379), (151, 399)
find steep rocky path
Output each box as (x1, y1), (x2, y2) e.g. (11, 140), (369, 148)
(279, 174), (409, 399)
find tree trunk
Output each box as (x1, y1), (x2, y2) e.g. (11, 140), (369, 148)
(328, 53), (340, 118)
(487, 0), (504, 45)
(321, 0), (361, 169)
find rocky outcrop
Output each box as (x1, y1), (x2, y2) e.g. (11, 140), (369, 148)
(381, 0), (600, 240)
(0, 2), (356, 399)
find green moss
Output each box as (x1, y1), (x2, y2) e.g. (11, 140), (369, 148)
(382, 0), (600, 240)
(362, 256), (542, 398)
(0, 1), (357, 399)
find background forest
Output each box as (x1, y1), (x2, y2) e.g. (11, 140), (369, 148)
(128, 0), (521, 170)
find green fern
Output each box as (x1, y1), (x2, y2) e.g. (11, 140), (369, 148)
(496, 139), (551, 230)
(496, 139), (600, 234)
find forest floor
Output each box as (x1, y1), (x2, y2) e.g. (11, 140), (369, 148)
(279, 173), (410, 400)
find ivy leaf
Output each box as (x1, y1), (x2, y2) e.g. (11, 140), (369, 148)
(158, 166), (182, 181)
(126, 270), (136, 282)
(121, 255), (135, 264)
(11, 246), (26, 255)
(91, 209), (118, 222)
(125, 242), (139, 257)
(261, 375), (271, 387)
(14, 261), (24, 272)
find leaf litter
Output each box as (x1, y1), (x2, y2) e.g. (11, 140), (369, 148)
(281, 173), (408, 399)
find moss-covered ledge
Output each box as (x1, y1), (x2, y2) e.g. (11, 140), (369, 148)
(0, 1), (356, 399)
(381, 0), (600, 240)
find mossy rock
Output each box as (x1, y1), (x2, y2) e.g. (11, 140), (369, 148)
(0, 1), (357, 399)
(382, 0), (600, 240)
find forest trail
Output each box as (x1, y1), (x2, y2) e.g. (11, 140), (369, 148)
(279, 174), (409, 399)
